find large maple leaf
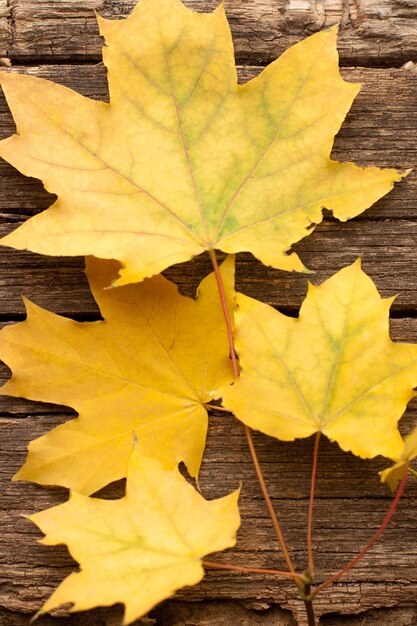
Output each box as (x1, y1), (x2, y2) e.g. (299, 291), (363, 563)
(29, 448), (240, 624)
(0, 0), (406, 285)
(219, 261), (417, 460)
(0, 256), (235, 495)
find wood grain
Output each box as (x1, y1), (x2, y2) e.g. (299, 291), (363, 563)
(2, 411), (417, 625)
(1, 0), (416, 66)
(0, 220), (417, 317)
(0, 2), (417, 624)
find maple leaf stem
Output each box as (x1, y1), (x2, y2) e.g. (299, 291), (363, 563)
(308, 465), (409, 602)
(243, 423), (299, 577)
(208, 250), (239, 379)
(202, 560), (305, 581)
(303, 585), (317, 626)
(208, 249), (297, 579)
(307, 432), (321, 575)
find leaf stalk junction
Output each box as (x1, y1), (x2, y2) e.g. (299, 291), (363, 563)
(207, 248), (409, 626)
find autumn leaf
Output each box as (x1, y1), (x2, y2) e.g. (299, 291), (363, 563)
(0, 255), (235, 495)
(380, 427), (417, 490)
(29, 447), (240, 625)
(0, 0), (406, 285)
(219, 261), (417, 460)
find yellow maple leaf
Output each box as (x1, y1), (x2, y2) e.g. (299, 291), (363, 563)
(0, 255), (235, 495)
(29, 447), (240, 625)
(219, 261), (417, 460)
(0, 0), (406, 285)
(380, 427), (417, 490)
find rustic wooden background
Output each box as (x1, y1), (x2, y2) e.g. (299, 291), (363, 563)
(0, 1), (416, 625)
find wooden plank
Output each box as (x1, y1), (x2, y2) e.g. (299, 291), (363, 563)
(0, 220), (416, 317)
(0, 0), (10, 59)
(0, 603), (298, 626)
(3, 0), (417, 66)
(0, 27), (415, 626)
(0, 64), (415, 318)
(0, 62), (415, 624)
(2, 603), (416, 626)
(0, 65), (415, 218)
(2, 411), (417, 624)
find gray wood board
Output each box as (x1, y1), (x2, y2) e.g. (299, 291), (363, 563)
(0, 0), (416, 66)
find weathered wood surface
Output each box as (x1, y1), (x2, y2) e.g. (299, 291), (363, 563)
(2, 221), (417, 317)
(2, 410), (417, 625)
(0, 64), (415, 319)
(0, 0), (416, 66)
(0, 1), (417, 625)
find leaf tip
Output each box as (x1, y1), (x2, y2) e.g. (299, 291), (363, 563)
(12, 468), (25, 483)
(320, 23), (340, 50)
(214, 0), (226, 13)
(20, 294), (33, 314)
(384, 294), (398, 310)
(325, 23), (340, 35)
(306, 280), (316, 294)
(29, 609), (45, 624)
(385, 166), (412, 186)
(303, 266), (315, 276)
